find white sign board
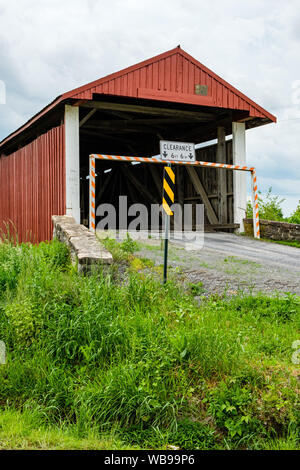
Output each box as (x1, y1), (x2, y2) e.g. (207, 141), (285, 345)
(160, 140), (196, 163)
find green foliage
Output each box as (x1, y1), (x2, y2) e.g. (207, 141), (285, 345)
(129, 257), (154, 272)
(120, 233), (139, 254)
(261, 239), (300, 249)
(207, 381), (260, 441)
(288, 200), (300, 225)
(123, 419), (217, 450)
(188, 281), (205, 296)
(101, 234), (139, 262)
(0, 244), (23, 294)
(231, 293), (300, 322)
(247, 187), (285, 222)
(169, 420), (216, 450)
(0, 239), (70, 297)
(0, 408), (133, 450)
(5, 300), (37, 348)
(0, 239), (299, 449)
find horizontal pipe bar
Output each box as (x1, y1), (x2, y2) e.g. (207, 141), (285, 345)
(89, 153), (260, 239)
(90, 154), (255, 172)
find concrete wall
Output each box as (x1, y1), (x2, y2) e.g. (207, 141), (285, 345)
(52, 215), (113, 272)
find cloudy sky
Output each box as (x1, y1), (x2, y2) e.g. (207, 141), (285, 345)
(0, 0), (299, 215)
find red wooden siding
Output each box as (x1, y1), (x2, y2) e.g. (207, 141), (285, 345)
(66, 48), (276, 122)
(0, 124), (65, 243)
(0, 47), (276, 152)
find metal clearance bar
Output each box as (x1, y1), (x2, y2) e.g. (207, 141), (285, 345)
(89, 153), (260, 239)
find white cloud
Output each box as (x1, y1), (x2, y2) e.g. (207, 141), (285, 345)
(0, 0), (299, 214)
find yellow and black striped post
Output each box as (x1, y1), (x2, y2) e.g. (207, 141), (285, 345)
(163, 166), (175, 215)
(163, 165), (175, 284)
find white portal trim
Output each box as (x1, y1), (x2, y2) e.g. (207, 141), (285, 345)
(232, 122), (247, 232)
(65, 105), (80, 224)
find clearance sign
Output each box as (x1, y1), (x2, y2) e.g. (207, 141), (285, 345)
(160, 140), (196, 163)
(160, 140), (195, 284)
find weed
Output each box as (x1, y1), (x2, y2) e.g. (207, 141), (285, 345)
(207, 381), (261, 443)
(122, 419), (217, 450)
(0, 407), (133, 450)
(188, 282), (205, 296)
(120, 233), (139, 254)
(129, 258), (154, 272)
(0, 239), (299, 450)
(101, 234), (139, 263)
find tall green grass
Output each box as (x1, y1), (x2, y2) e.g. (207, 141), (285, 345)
(0, 239), (299, 449)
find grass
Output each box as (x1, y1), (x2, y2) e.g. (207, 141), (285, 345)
(0, 408), (135, 450)
(240, 233), (300, 249)
(101, 233), (140, 262)
(0, 238), (299, 450)
(224, 256), (261, 267)
(223, 256), (261, 275)
(261, 239), (300, 249)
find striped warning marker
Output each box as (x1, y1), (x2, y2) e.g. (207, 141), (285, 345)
(163, 166), (175, 216)
(90, 153), (255, 172)
(252, 170), (260, 239)
(89, 155), (96, 231)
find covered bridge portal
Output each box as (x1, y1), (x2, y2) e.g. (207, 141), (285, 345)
(0, 47), (276, 242)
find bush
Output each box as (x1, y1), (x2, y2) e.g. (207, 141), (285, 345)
(5, 300), (37, 348)
(207, 381), (261, 442)
(288, 201), (300, 225)
(247, 187), (285, 222)
(101, 234), (138, 262)
(122, 419), (217, 450)
(0, 244), (23, 294)
(0, 239), (299, 449)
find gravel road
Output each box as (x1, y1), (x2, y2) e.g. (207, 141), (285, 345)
(135, 233), (300, 296)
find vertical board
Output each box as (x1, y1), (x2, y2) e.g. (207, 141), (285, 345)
(188, 140), (233, 225)
(0, 124), (65, 243)
(68, 49), (272, 120)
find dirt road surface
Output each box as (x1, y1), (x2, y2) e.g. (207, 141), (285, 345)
(135, 233), (300, 296)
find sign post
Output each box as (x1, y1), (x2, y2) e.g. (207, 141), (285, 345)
(163, 199), (169, 285)
(160, 140), (195, 284)
(162, 164), (175, 284)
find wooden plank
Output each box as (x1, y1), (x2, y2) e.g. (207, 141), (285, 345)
(185, 195), (215, 201)
(186, 166), (219, 224)
(81, 100), (215, 120)
(176, 165), (184, 206)
(124, 172), (140, 205)
(205, 223), (240, 230)
(80, 128), (134, 144)
(184, 192), (234, 201)
(120, 165), (160, 204)
(85, 117), (205, 129)
(217, 126), (227, 223)
(79, 109), (96, 127)
(96, 168), (114, 206)
(148, 164), (162, 198)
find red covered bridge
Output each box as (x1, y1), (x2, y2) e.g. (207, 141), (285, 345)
(0, 46), (276, 242)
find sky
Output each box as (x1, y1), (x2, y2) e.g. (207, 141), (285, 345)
(0, 0), (299, 216)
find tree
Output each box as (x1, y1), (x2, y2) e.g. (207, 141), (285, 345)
(246, 187), (285, 222)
